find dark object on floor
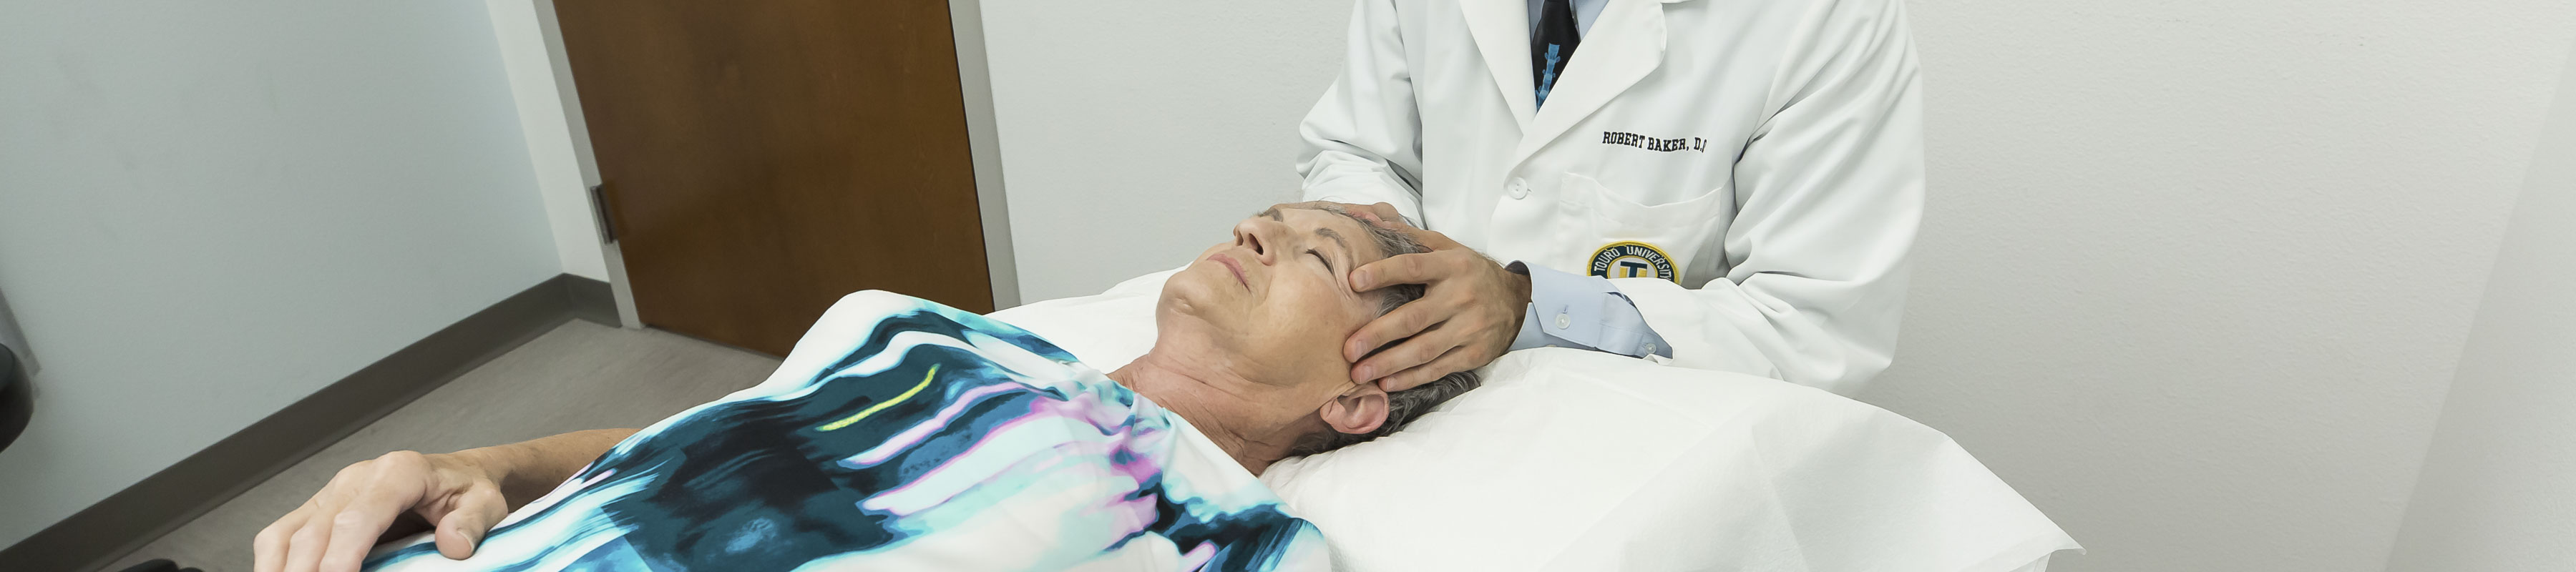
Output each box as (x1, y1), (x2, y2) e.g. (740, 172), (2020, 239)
(114, 558), (177, 572)
(0, 344), (27, 455)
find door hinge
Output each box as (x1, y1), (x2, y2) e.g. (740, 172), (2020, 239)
(587, 183), (619, 244)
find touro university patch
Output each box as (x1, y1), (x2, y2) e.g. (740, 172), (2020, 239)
(1588, 241), (1677, 282)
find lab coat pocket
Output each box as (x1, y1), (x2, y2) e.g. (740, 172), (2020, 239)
(1557, 173), (1727, 282)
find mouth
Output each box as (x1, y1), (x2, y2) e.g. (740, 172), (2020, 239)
(1209, 253), (1248, 288)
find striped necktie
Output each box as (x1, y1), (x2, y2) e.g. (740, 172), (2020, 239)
(1531, 0), (1581, 107)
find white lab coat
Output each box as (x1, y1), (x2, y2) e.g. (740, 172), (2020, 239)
(1297, 0), (1924, 395)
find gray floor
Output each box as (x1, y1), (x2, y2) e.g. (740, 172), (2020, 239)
(104, 320), (781, 572)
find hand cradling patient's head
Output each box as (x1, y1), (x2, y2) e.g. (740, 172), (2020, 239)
(1151, 204), (1478, 456)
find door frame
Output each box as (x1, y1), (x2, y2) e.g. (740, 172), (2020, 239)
(940, 0), (1023, 310)
(492, 0), (1023, 325)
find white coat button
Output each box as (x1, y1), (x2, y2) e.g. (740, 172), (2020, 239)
(1555, 313), (1571, 330)
(1507, 179), (1531, 199)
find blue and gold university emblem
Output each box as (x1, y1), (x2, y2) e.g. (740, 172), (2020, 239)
(1588, 241), (1676, 282)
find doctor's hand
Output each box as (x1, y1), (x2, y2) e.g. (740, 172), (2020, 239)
(254, 450), (508, 572)
(1344, 227), (1532, 392)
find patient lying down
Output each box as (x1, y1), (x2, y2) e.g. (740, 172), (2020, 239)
(254, 206), (1480, 572)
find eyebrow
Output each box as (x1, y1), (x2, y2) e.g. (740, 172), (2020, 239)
(1312, 227), (1350, 257)
(1257, 207), (1284, 222)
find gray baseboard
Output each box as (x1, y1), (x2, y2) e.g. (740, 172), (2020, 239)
(0, 274), (618, 572)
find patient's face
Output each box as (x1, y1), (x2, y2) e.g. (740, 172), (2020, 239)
(1158, 207), (1387, 394)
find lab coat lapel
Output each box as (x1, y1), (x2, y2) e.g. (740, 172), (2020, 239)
(1458, 0), (1536, 131)
(1514, 0), (1667, 164)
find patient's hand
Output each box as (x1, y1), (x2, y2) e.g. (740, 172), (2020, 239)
(253, 450), (507, 572)
(1344, 225), (1531, 392)
(254, 428), (639, 572)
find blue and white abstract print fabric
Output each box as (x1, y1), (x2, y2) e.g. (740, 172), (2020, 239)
(366, 291), (1328, 571)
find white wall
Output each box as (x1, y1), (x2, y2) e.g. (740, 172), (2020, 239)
(1862, 1), (2575, 570)
(0, 0), (562, 547)
(2380, 39), (2576, 572)
(980, 0), (1353, 302)
(979, 1), (2576, 571)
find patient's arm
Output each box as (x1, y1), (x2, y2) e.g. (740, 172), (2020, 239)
(460, 428), (639, 508)
(252, 428), (638, 572)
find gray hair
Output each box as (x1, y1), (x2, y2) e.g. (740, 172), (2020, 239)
(1284, 205), (1484, 456)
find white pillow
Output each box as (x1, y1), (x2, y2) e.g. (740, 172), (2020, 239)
(989, 270), (2077, 571)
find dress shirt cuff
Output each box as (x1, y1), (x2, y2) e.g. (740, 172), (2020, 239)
(1504, 262), (1672, 358)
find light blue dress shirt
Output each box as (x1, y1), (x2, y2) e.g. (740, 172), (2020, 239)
(1527, 0), (1609, 39)
(1507, 262), (1672, 358)
(1505, 0), (1669, 360)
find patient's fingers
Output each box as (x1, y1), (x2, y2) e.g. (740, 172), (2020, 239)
(281, 503), (333, 572)
(317, 452), (441, 571)
(432, 483), (509, 560)
(253, 506), (308, 572)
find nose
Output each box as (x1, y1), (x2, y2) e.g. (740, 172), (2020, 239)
(1232, 218), (1279, 265)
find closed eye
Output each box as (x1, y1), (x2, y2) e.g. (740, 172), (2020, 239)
(1308, 249), (1335, 272)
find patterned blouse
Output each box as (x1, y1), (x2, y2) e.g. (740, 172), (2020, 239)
(366, 292), (1327, 571)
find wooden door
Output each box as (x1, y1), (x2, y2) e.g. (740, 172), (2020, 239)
(555, 0), (992, 355)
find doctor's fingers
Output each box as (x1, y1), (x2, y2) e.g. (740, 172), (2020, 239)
(1352, 332), (1449, 389)
(1352, 202), (1407, 227)
(1350, 250), (1473, 292)
(1396, 224), (1469, 252)
(1376, 343), (1486, 393)
(1358, 297), (1514, 390)
(1344, 297), (1457, 364)
(1358, 318), (1494, 392)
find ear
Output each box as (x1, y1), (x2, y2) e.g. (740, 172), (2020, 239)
(1318, 383), (1390, 435)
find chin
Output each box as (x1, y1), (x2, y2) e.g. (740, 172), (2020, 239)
(1156, 265), (1237, 330)
(1156, 265), (1216, 315)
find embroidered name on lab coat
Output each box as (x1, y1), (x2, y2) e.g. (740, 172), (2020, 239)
(1601, 131), (1705, 152)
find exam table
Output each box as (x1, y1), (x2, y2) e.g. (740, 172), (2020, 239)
(990, 270), (2082, 571)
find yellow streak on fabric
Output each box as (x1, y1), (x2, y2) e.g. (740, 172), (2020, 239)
(818, 365), (939, 432)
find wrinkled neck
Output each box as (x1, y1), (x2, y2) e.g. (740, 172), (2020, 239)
(1106, 349), (1304, 474)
